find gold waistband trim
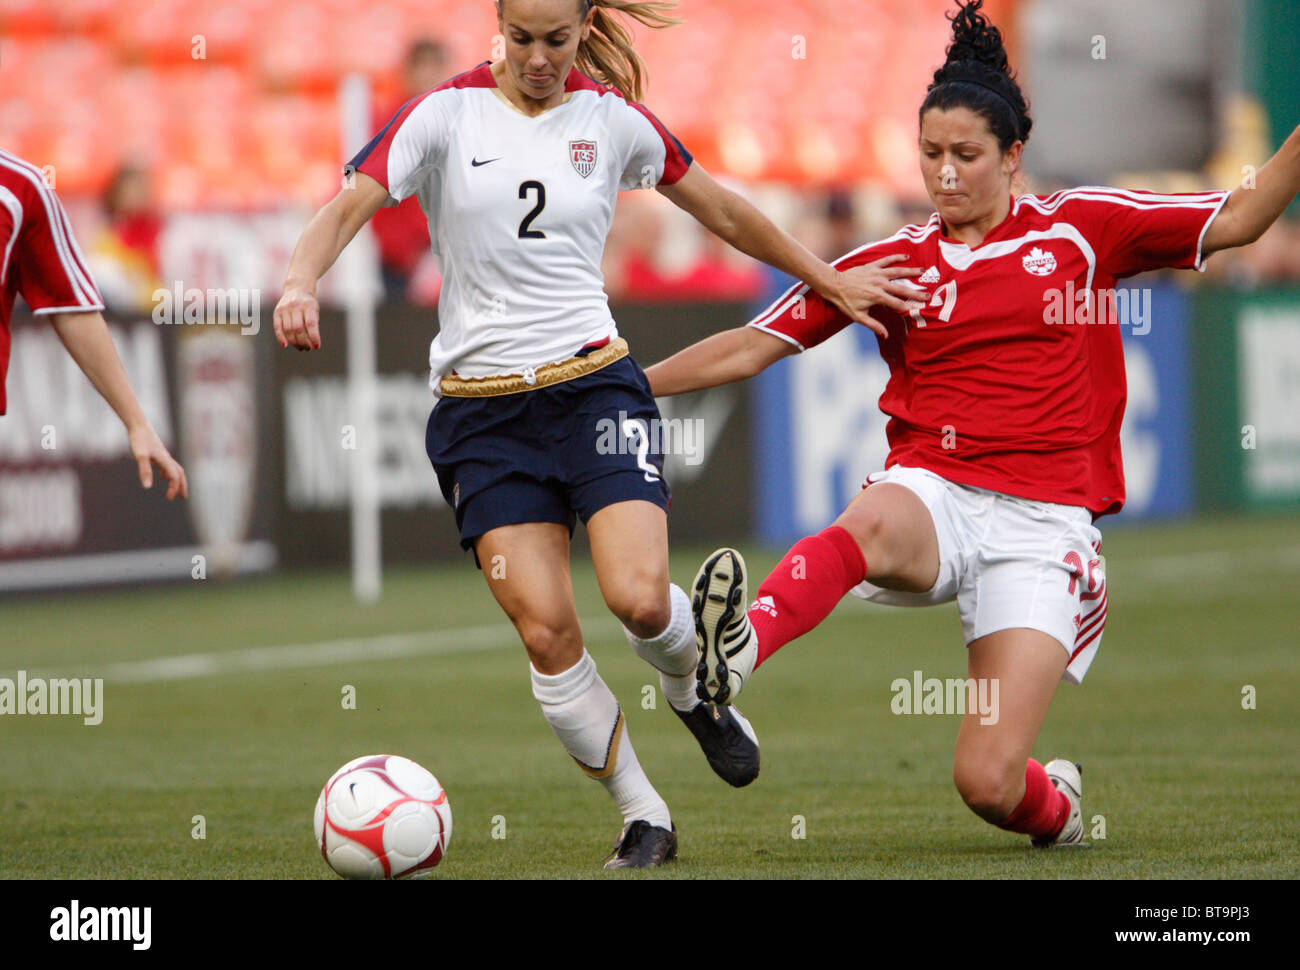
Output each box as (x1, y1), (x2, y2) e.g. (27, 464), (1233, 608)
(438, 338), (629, 398)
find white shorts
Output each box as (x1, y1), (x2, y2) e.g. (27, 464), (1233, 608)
(853, 465), (1108, 684)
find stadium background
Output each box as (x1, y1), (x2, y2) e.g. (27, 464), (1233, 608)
(1, 0), (1298, 587)
(0, 0), (1298, 884)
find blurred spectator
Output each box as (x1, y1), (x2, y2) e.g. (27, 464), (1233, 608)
(823, 190), (859, 262)
(618, 216), (765, 302)
(85, 165), (164, 314)
(751, 189), (875, 310)
(371, 38), (448, 304)
(1203, 216), (1300, 288)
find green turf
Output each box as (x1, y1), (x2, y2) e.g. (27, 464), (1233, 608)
(1, 513), (1298, 879)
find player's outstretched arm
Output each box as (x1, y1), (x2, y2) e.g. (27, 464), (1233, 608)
(657, 164), (921, 338)
(274, 172), (390, 351)
(1204, 123), (1300, 255)
(644, 326), (795, 397)
(50, 310), (188, 500)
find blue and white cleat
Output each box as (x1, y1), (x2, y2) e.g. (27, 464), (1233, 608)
(692, 548), (758, 706)
(1032, 759), (1089, 848)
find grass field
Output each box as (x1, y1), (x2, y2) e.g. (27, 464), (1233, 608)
(1, 513), (1298, 880)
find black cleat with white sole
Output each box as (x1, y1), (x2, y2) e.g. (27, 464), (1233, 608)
(673, 701), (760, 787)
(602, 820), (678, 869)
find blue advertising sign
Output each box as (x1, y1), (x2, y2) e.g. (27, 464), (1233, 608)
(1110, 281), (1193, 524)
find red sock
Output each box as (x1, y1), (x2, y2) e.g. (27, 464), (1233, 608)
(997, 759), (1070, 839)
(749, 525), (867, 669)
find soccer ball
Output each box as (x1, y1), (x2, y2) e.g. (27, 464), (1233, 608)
(313, 754), (452, 879)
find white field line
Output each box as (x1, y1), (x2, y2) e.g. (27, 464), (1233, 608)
(1120, 544), (1300, 580)
(12, 544), (1300, 686)
(27, 619), (623, 686)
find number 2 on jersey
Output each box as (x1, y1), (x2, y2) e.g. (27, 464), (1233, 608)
(518, 181), (546, 239)
(910, 280), (957, 328)
(621, 418), (661, 483)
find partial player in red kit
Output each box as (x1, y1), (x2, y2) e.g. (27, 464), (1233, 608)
(646, 0), (1300, 848)
(0, 149), (186, 498)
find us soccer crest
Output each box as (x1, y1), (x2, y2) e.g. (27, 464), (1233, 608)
(570, 140), (597, 178)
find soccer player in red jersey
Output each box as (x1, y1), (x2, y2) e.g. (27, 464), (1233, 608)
(0, 149), (186, 499)
(646, 0), (1300, 847)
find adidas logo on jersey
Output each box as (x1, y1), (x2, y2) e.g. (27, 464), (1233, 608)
(1022, 247), (1058, 276)
(919, 266), (941, 284)
(751, 595), (778, 618)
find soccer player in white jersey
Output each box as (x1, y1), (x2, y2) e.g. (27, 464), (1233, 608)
(649, 0), (1300, 851)
(273, 0), (897, 868)
(0, 149), (186, 500)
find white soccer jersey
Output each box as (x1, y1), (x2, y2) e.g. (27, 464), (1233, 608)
(348, 62), (693, 391)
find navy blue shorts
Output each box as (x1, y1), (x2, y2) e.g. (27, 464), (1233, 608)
(426, 354), (672, 560)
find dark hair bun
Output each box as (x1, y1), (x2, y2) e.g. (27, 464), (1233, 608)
(939, 0), (1011, 78)
(921, 0), (1032, 149)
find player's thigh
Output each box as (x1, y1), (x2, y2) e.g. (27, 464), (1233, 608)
(952, 627), (1067, 815)
(586, 499), (670, 632)
(832, 482), (940, 592)
(474, 521), (583, 674)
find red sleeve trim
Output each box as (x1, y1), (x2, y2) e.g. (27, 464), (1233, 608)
(627, 103), (693, 185)
(346, 63), (495, 190)
(565, 69), (616, 95)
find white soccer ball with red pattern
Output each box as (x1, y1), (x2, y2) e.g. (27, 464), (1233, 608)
(313, 754), (452, 879)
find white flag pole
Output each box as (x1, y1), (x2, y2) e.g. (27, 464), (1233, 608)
(339, 73), (382, 604)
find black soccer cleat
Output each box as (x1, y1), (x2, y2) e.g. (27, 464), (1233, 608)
(673, 701), (760, 787)
(602, 820), (678, 870)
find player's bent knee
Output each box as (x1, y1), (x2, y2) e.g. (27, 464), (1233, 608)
(600, 564), (671, 639)
(953, 759), (1023, 823)
(515, 619), (584, 674)
(834, 502), (893, 573)
(611, 589), (671, 640)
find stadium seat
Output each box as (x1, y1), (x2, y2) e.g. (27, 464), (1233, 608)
(0, 0), (1006, 204)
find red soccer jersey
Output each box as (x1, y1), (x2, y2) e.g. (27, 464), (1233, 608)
(0, 149), (105, 415)
(750, 187), (1229, 517)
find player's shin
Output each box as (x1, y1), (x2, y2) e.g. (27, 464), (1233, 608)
(621, 583), (699, 711)
(530, 650), (671, 830)
(749, 525), (868, 668)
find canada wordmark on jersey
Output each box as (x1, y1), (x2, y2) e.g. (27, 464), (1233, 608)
(749, 187), (1229, 517)
(348, 63), (692, 393)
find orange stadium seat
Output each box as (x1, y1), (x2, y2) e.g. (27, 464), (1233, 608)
(51, 0), (118, 35)
(109, 0), (210, 66)
(0, 0), (1021, 205)
(0, 0), (59, 38)
(328, 3), (414, 82)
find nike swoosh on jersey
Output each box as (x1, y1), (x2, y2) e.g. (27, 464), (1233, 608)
(471, 156), (501, 167)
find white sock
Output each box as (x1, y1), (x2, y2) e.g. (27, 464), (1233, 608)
(622, 583), (700, 713)
(531, 650), (671, 829)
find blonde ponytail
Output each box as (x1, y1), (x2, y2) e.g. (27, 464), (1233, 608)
(576, 0), (681, 102)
